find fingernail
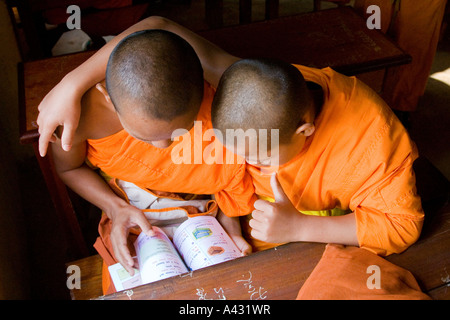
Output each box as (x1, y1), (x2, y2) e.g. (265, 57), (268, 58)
(62, 144), (71, 151)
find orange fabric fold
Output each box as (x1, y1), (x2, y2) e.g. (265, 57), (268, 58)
(86, 83), (256, 295)
(297, 244), (431, 300)
(86, 82), (256, 219)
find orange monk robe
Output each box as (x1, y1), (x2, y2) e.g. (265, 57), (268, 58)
(86, 83), (256, 293)
(86, 83), (256, 219)
(355, 0), (447, 112)
(243, 65), (424, 256)
(296, 244), (431, 300)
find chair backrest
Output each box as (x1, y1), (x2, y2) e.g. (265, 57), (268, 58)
(205, 0), (280, 29)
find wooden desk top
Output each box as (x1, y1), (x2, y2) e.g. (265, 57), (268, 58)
(69, 200), (449, 300)
(67, 158), (450, 300)
(107, 205), (450, 301)
(198, 7), (410, 76)
(19, 7), (410, 145)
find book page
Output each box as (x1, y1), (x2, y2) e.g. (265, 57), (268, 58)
(135, 227), (189, 285)
(107, 257), (142, 292)
(173, 216), (242, 271)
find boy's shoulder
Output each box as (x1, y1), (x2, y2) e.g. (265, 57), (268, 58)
(77, 85), (123, 142)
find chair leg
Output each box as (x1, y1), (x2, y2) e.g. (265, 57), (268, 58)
(314, 0), (321, 11)
(265, 0), (279, 20)
(205, 0), (223, 29)
(32, 143), (89, 260)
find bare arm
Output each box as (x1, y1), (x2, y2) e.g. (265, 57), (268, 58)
(51, 133), (153, 275)
(250, 173), (358, 246)
(37, 16), (238, 157)
(216, 210), (252, 256)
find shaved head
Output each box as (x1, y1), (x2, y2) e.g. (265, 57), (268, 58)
(211, 58), (313, 145)
(106, 29), (204, 121)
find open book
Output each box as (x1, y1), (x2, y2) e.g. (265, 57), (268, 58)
(108, 215), (242, 291)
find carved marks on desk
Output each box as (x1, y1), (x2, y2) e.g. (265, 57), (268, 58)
(123, 289), (134, 300)
(196, 287), (226, 300)
(195, 271), (268, 300)
(236, 271), (268, 300)
(441, 267), (450, 286)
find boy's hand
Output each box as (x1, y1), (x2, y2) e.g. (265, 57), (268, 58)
(230, 234), (252, 256)
(109, 203), (155, 275)
(250, 173), (303, 244)
(215, 211), (252, 256)
(36, 79), (82, 157)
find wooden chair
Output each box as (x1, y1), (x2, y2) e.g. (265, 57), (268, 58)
(205, 0), (352, 28)
(205, 0), (280, 28)
(314, 0), (351, 11)
(6, 0), (151, 61)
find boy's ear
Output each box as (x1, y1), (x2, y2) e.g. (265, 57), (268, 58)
(295, 123), (315, 137)
(95, 83), (112, 104)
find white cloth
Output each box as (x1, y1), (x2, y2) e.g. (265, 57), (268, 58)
(116, 180), (215, 238)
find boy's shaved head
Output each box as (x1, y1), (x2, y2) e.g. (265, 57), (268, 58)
(106, 29), (204, 121)
(211, 58), (312, 144)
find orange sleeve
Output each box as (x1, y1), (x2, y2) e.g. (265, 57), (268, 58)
(350, 124), (424, 256)
(214, 163), (257, 218)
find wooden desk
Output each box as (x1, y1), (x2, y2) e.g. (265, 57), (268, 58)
(198, 7), (411, 76)
(68, 157), (450, 300)
(69, 202), (450, 300)
(20, 7), (411, 260)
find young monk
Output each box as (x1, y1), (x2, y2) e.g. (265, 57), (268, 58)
(211, 58), (424, 255)
(50, 29), (256, 294)
(36, 17), (239, 158)
(38, 17), (422, 257)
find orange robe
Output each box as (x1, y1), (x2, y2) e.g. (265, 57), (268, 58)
(243, 65), (424, 256)
(86, 83), (256, 294)
(296, 244), (431, 300)
(86, 83), (255, 218)
(355, 0), (447, 111)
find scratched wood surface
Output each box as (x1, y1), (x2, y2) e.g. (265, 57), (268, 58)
(93, 241), (326, 300)
(69, 200), (450, 300)
(69, 158), (450, 300)
(198, 7), (410, 76)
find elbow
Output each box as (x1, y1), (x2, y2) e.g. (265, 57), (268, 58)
(355, 206), (424, 256)
(54, 165), (71, 185)
(393, 218), (423, 254)
(141, 16), (171, 30)
(362, 216), (424, 256)
(388, 209), (424, 255)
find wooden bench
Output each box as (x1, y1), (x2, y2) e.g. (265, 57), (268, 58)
(67, 157), (450, 300)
